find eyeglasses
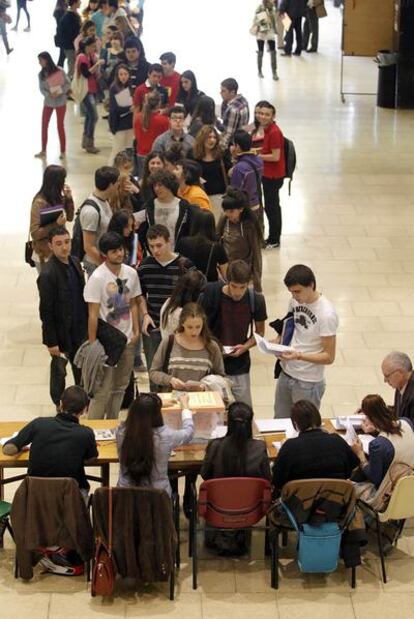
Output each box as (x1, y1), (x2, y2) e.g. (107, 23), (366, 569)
(383, 369), (399, 380)
(116, 278), (123, 295)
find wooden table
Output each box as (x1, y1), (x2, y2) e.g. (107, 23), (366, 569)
(0, 418), (339, 499)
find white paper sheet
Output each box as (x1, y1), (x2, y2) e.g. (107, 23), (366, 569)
(254, 333), (294, 356)
(255, 418), (295, 433)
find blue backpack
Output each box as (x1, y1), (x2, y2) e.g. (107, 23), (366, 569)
(281, 502), (342, 573)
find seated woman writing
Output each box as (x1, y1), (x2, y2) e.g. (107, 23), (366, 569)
(200, 401), (271, 555)
(116, 392), (194, 496)
(352, 394), (414, 500)
(272, 400), (359, 495)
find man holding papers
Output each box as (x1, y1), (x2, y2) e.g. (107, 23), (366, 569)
(274, 264), (338, 418)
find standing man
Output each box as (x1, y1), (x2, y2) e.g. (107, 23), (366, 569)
(219, 78), (250, 149)
(256, 100), (285, 249)
(133, 63), (169, 112)
(37, 226), (88, 406)
(138, 224), (194, 388)
(84, 232), (150, 418)
(274, 264), (338, 418)
(58, 0), (81, 79)
(120, 37), (150, 90)
(152, 106), (195, 156)
(199, 260), (267, 406)
(159, 51), (181, 105)
(230, 130), (264, 232)
(79, 166), (120, 276)
(381, 352), (414, 421)
(279, 0), (307, 56)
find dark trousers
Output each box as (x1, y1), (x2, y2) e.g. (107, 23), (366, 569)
(57, 47), (66, 67)
(142, 329), (162, 392)
(303, 8), (319, 51)
(262, 177), (284, 244)
(49, 350), (82, 406)
(284, 16), (303, 54)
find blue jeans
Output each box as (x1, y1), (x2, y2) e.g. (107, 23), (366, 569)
(82, 93), (98, 139)
(142, 329), (162, 392)
(274, 370), (326, 418)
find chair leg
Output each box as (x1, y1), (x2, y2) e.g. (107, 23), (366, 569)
(191, 497), (198, 590)
(173, 492), (180, 569)
(264, 516), (270, 557)
(86, 559), (91, 582)
(395, 519), (406, 544)
(5, 521), (15, 543)
(271, 531), (279, 589)
(169, 566), (175, 601)
(14, 554), (19, 579)
(0, 517), (7, 549)
(375, 514), (387, 584)
(351, 566), (356, 589)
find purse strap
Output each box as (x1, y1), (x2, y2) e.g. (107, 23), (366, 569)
(219, 157), (229, 188)
(108, 487), (113, 554)
(204, 243), (214, 277)
(280, 500), (300, 533)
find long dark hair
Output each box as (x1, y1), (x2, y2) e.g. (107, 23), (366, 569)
(120, 393), (164, 485)
(177, 70), (201, 115)
(221, 402), (254, 476)
(162, 271), (206, 329)
(190, 208), (217, 242)
(112, 63), (131, 92)
(141, 90), (161, 131)
(108, 209), (134, 259)
(192, 95), (216, 124)
(361, 394), (402, 436)
(36, 165), (66, 205)
(218, 186), (263, 242)
(38, 51), (60, 79)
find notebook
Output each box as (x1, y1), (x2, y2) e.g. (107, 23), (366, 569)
(39, 205), (64, 227)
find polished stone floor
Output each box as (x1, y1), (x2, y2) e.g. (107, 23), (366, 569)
(0, 0), (414, 616)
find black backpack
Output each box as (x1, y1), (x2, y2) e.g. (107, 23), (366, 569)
(71, 199), (101, 261)
(284, 137), (297, 195)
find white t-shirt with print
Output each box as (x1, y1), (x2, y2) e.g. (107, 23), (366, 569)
(281, 295), (339, 383)
(84, 263), (142, 342)
(154, 198), (180, 247)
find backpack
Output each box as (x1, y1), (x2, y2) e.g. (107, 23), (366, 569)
(283, 137), (297, 195)
(71, 199), (101, 261)
(281, 501), (342, 574)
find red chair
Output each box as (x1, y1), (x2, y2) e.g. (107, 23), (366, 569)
(189, 477), (275, 589)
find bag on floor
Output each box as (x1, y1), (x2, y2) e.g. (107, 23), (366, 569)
(92, 488), (115, 597)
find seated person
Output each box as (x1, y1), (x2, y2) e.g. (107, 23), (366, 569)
(116, 392), (194, 496)
(272, 400), (359, 495)
(200, 401), (271, 555)
(3, 386), (97, 498)
(352, 394), (414, 499)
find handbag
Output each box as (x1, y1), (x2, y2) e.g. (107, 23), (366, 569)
(96, 318), (127, 367)
(91, 488), (115, 597)
(315, 2), (327, 18)
(70, 68), (88, 103)
(25, 228), (35, 268)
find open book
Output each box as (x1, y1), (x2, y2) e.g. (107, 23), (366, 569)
(254, 333), (295, 357)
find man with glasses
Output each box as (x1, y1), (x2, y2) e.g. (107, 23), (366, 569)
(381, 352), (414, 421)
(84, 232), (152, 419)
(152, 106), (195, 156)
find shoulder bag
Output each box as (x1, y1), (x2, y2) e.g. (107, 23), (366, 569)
(91, 487), (115, 597)
(25, 229), (35, 268)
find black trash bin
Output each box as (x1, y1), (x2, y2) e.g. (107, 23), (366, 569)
(376, 50), (397, 109)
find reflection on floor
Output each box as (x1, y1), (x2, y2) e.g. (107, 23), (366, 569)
(1, 0), (414, 616)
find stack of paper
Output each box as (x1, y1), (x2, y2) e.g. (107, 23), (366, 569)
(332, 415), (365, 430)
(94, 429), (116, 441)
(254, 333), (294, 357)
(255, 419), (297, 438)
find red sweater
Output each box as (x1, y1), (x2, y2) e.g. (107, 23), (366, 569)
(134, 112), (169, 156)
(262, 122), (285, 179)
(161, 71), (181, 105)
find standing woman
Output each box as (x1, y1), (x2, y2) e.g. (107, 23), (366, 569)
(160, 270), (207, 339)
(108, 209), (137, 266)
(133, 91), (169, 176)
(29, 165), (74, 273)
(217, 186), (263, 292)
(193, 125), (230, 218)
(108, 63), (134, 165)
(0, 1), (13, 55)
(35, 52), (71, 160)
(53, 0), (67, 67)
(136, 150), (165, 206)
(76, 35), (104, 154)
(256, 100), (285, 249)
(176, 70), (204, 119)
(11, 0), (30, 32)
(250, 0), (278, 80)
(188, 95), (217, 138)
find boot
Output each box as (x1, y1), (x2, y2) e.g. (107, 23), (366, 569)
(81, 134), (87, 150)
(257, 50), (264, 78)
(270, 50), (279, 81)
(85, 137), (99, 154)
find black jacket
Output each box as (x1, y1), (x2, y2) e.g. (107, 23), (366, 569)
(279, 0), (307, 18)
(138, 198), (198, 251)
(37, 255), (87, 353)
(394, 373), (414, 421)
(57, 10), (81, 49)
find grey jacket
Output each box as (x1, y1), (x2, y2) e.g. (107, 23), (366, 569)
(39, 69), (71, 108)
(116, 413), (194, 496)
(74, 339), (107, 396)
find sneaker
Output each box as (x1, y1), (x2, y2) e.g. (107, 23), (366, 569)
(11, 26), (17, 31)
(34, 151), (46, 159)
(24, 26), (31, 32)
(59, 152), (66, 160)
(39, 556), (84, 577)
(265, 240), (280, 249)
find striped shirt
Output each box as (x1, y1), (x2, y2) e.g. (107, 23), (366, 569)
(138, 255), (195, 326)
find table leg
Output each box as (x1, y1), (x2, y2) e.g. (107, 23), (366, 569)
(0, 468), (4, 501)
(101, 463), (110, 487)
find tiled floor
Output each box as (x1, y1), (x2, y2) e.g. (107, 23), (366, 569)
(1, 0), (414, 616)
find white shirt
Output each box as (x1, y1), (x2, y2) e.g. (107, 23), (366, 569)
(281, 294), (339, 383)
(154, 197), (180, 247)
(84, 263), (141, 342)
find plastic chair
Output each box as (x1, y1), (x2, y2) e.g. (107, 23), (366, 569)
(189, 477), (274, 589)
(0, 500), (14, 548)
(359, 474), (414, 583)
(271, 478), (358, 589)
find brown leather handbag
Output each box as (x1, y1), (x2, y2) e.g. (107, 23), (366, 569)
(91, 487), (115, 597)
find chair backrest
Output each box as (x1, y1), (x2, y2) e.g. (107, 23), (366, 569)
(198, 477), (271, 529)
(379, 474), (414, 521)
(92, 486), (176, 582)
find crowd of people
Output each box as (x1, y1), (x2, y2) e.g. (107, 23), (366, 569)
(2, 0), (414, 579)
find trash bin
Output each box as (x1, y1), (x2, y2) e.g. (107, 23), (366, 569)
(375, 50), (398, 109)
